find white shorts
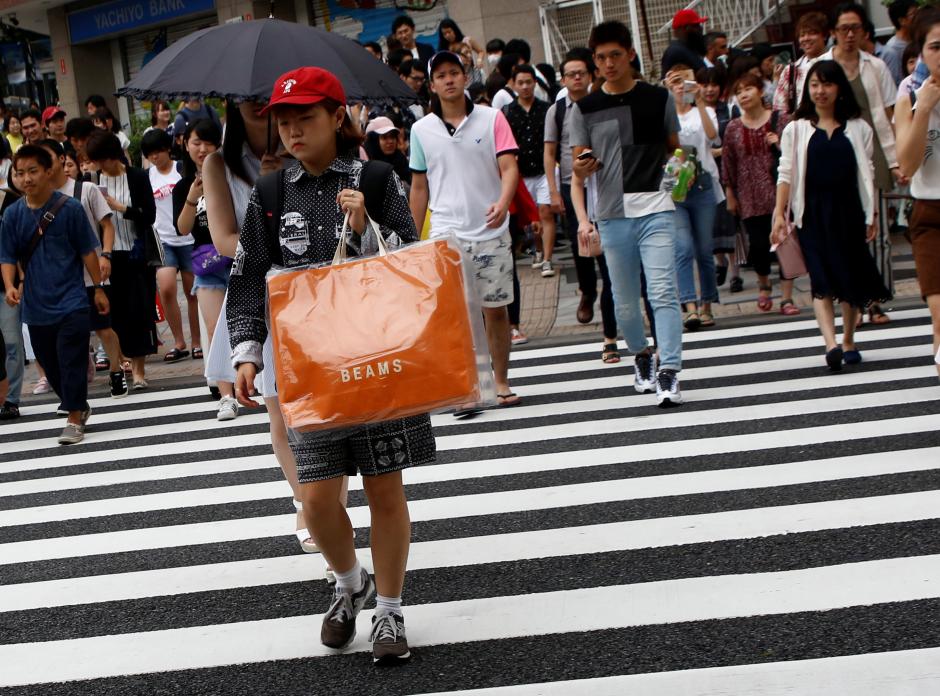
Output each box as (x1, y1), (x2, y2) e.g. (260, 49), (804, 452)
(457, 230), (515, 308)
(523, 174), (551, 206)
(205, 294), (277, 398)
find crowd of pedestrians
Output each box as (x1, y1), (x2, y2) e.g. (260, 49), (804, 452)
(1, 1), (940, 666)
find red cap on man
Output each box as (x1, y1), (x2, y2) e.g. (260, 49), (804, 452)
(261, 67), (346, 114)
(42, 106), (67, 125)
(672, 9), (708, 30)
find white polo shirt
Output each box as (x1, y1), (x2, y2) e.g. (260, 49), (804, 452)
(410, 101), (518, 242)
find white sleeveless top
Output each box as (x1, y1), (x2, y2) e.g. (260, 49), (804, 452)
(224, 143), (262, 228)
(911, 87), (940, 201)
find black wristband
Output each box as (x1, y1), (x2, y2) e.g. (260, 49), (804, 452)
(101, 251), (112, 259)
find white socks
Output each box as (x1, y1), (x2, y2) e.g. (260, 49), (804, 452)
(334, 560), (364, 593)
(375, 594), (402, 618)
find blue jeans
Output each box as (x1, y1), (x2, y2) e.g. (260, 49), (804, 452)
(0, 299), (24, 405)
(597, 211), (682, 371)
(674, 173), (719, 306)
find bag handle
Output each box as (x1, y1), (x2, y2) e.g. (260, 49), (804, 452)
(331, 211), (388, 266)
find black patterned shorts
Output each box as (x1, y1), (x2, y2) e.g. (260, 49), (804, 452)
(288, 414), (436, 483)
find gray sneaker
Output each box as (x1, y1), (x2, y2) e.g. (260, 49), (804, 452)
(371, 613), (410, 664)
(320, 568), (375, 649)
(540, 260), (555, 278)
(57, 422), (85, 445)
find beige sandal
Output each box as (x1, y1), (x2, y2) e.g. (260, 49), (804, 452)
(292, 500), (319, 553)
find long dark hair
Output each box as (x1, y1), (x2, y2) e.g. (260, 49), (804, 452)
(793, 60), (862, 124)
(181, 118), (222, 179)
(222, 101), (252, 186)
(437, 19), (464, 51)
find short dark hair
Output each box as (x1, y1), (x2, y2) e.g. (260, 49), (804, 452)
(13, 144), (53, 170)
(496, 53), (521, 80)
(150, 100), (171, 127)
(696, 65), (728, 89)
(391, 15), (415, 33)
(485, 71), (507, 102)
(141, 128), (173, 157)
(364, 41), (382, 57)
(486, 38), (505, 54)
(85, 94), (107, 110)
(863, 18), (877, 40)
(37, 138), (64, 158)
(65, 117), (96, 140)
(85, 129), (125, 162)
(19, 109), (41, 126)
(732, 72), (764, 94)
(398, 58), (415, 78)
(93, 107), (121, 133)
(832, 3), (869, 29)
(794, 60), (862, 124)
(504, 39), (531, 63)
(888, 0), (917, 29)
(589, 21), (633, 51)
(705, 31), (728, 48)
(511, 64), (536, 81)
(387, 48), (411, 70)
(560, 48), (596, 77)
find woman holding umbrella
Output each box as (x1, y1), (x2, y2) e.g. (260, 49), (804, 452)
(228, 67), (430, 665)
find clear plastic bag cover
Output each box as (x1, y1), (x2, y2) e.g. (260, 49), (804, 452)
(266, 233), (496, 432)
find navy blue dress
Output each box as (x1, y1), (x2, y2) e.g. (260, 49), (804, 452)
(799, 126), (891, 307)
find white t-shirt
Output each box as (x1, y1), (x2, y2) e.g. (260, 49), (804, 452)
(491, 88), (515, 111)
(149, 165), (186, 245)
(410, 104), (519, 242)
(57, 178), (112, 287)
(910, 87), (940, 201)
(677, 106), (725, 204)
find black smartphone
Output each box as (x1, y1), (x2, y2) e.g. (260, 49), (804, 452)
(576, 150), (603, 168)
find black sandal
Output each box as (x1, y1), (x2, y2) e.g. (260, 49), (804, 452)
(163, 348), (189, 363)
(192, 347), (204, 359)
(601, 343), (621, 363)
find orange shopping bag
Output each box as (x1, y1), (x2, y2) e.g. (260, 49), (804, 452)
(266, 217), (492, 431)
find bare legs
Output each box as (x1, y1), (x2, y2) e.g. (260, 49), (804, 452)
(196, 288), (233, 399)
(928, 294), (940, 378)
(483, 305), (512, 395)
(812, 297), (859, 351)
(157, 268), (200, 352)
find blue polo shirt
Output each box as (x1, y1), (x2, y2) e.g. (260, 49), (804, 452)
(0, 192), (99, 325)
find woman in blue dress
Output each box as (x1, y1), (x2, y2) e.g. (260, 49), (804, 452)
(773, 60), (890, 371)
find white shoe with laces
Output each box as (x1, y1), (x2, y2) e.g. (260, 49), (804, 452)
(216, 396), (239, 421)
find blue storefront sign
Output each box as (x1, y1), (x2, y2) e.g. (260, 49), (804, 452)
(68, 0), (215, 44)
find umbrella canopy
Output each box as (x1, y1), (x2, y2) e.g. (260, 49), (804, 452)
(116, 19), (418, 105)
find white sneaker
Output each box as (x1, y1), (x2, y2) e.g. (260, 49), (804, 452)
(217, 396), (239, 421)
(531, 251), (543, 268)
(655, 369), (683, 407)
(32, 377), (51, 395)
(511, 328), (529, 346)
(633, 351), (657, 394)
(540, 260), (555, 278)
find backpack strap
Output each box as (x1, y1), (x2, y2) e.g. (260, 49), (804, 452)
(256, 169), (284, 267)
(770, 109), (779, 134)
(553, 97), (566, 162)
(72, 176), (84, 200)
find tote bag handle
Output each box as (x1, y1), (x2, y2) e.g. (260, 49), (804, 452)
(331, 211), (389, 266)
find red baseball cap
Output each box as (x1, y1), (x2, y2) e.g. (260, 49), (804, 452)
(261, 67), (347, 115)
(42, 106), (66, 124)
(672, 9), (708, 29)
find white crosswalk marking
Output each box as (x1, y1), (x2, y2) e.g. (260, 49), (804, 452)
(0, 310), (938, 694)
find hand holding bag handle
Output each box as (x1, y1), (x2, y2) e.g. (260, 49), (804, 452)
(331, 211), (389, 265)
(771, 124), (809, 279)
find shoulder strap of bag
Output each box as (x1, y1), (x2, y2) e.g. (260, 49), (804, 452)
(358, 159), (391, 225)
(787, 61), (797, 114)
(19, 193), (70, 274)
(770, 109), (780, 134)
(72, 176), (84, 200)
(257, 169), (284, 267)
(553, 97), (566, 162)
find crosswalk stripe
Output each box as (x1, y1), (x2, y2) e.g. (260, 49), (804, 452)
(2, 554), (938, 687)
(411, 647), (940, 696)
(3, 489), (937, 612)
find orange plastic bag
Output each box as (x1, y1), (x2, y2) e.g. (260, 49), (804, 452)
(267, 221), (492, 431)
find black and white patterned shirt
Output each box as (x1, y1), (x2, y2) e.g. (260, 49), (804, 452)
(227, 156), (417, 370)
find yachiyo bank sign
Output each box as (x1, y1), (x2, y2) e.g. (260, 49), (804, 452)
(68, 0), (215, 43)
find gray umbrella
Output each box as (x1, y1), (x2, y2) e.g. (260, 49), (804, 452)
(116, 18), (418, 105)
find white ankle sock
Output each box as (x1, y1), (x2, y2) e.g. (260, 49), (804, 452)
(374, 594), (402, 618)
(334, 560), (363, 593)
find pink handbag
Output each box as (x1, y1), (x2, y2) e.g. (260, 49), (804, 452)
(771, 130), (809, 280)
(578, 225), (603, 257)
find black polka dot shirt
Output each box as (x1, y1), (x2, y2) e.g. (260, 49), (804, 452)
(227, 155), (417, 370)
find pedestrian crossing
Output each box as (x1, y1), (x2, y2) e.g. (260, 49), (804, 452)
(1, 308), (939, 694)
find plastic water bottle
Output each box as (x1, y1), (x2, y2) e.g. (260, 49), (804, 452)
(669, 149), (696, 202)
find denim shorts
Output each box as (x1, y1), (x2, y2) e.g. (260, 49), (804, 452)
(191, 268), (229, 294)
(162, 242), (194, 274)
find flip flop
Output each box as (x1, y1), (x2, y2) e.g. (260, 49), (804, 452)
(192, 347), (204, 359)
(497, 392), (522, 407)
(601, 343), (621, 363)
(163, 348), (190, 363)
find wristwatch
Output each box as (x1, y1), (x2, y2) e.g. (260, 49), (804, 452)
(101, 251), (112, 259)
(93, 283), (105, 290)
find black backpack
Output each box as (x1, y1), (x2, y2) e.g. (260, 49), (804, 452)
(255, 160), (393, 266)
(552, 96), (566, 162)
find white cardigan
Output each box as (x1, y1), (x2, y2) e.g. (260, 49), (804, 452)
(818, 50), (897, 168)
(778, 118), (876, 228)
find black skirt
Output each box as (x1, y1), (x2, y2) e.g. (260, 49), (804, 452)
(108, 251), (158, 358)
